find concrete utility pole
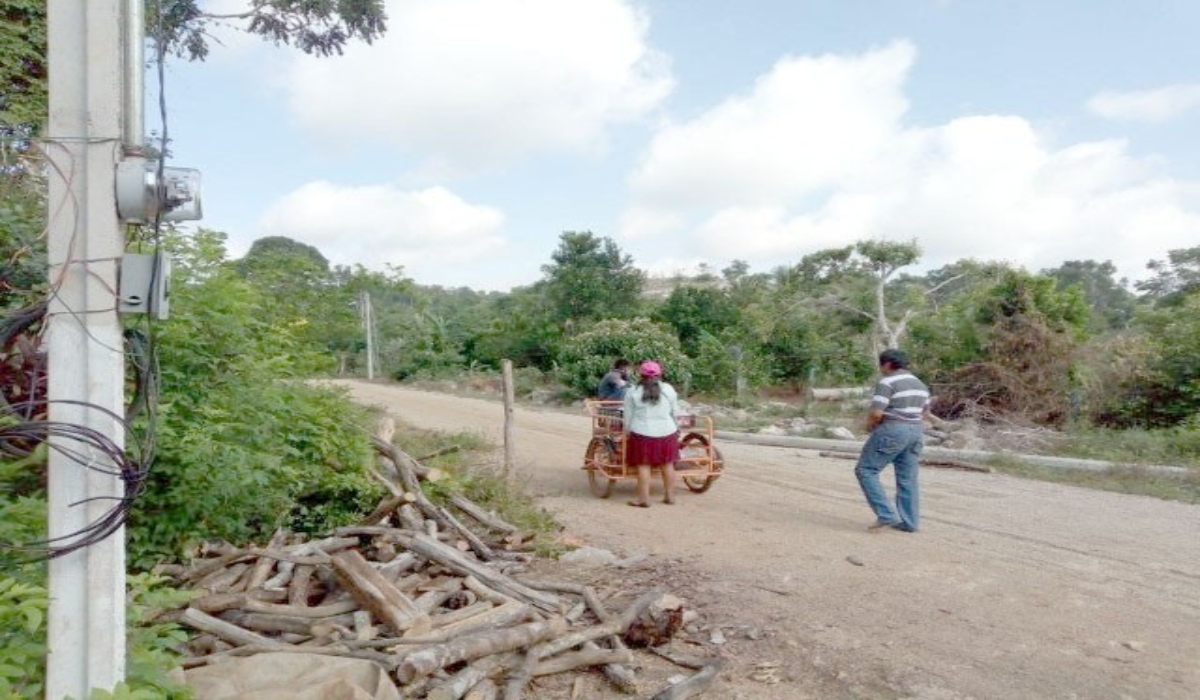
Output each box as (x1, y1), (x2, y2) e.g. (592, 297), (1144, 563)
(44, 1), (131, 697)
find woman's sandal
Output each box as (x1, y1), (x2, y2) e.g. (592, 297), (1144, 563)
(627, 501), (650, 508)
(662, 497), (676, 505)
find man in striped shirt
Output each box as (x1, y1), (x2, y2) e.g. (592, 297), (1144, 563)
(855, 349), (931, 533)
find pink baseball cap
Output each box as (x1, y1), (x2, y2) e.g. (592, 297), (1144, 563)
(639, 360), (662, 377)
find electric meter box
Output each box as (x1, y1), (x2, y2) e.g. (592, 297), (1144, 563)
(119, 252), (171, 320)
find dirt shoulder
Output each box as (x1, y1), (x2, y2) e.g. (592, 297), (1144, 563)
(334, 380), (1200, 699)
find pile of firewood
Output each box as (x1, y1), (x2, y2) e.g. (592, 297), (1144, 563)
(160, 428), (720, 699)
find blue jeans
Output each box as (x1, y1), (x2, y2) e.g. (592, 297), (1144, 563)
(855, 421), (923, 531)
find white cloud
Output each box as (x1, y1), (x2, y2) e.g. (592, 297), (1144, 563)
(629, 40), (913, 211)
(622, 42), (1200, 284)
(282, 0), (672, 172)
(257, 182), (506, 279)
(1087, 83), (1200, 123)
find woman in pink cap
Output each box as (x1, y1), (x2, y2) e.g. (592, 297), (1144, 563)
(622, 360), (681, 507)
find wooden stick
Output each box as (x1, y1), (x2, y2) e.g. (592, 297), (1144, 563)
(330, 549), (431, 635)
(649, 660), (725, 700)
(437, 505), (496, 561)
(448, 493), (518, 535)
(502, 359), (516, 481)
(179, 608), (287, 649)
(244, 529), (289, 591)
(218, 610), (354, 636)
(180, 643), (394, 670)
(463, 678), (498, 700)
(404, 534), (561, 613)
(532, 648), (633, 677)
(536, 588), (661, 659)
(425, 652), (519, 700)
(241, 599), (359, 618)
(360, 492), (417, 526)
(289, 564), (314, 607)
(395, 617), (569, 684)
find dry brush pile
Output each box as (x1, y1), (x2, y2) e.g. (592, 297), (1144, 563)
(158, 430), (722, 699)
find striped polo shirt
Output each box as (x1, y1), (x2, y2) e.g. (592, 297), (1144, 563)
(871, 370), (930, 423)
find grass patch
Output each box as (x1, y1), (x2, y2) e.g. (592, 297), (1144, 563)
(1047, 424), (1200, 467)
(987, 455), (1200, 504)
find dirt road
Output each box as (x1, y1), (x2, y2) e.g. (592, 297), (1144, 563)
(336, 381), (1200, 699)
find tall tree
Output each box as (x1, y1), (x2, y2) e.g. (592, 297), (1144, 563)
(787, 239), (923, 360)
(1136, 245), (1200, 307)
(654, 285), (739, 356)
(149, 0), (387, 60)
(1043, 260), (1137, 331)
(541, 231), (645, 325)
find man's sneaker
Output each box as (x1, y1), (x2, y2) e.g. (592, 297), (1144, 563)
(868, 520), (901, 532)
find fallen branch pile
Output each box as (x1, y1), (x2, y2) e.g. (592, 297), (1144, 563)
(162, 431), (710, 698)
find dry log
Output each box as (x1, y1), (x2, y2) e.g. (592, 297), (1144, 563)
(432, 601), (532, 640)
(436, 505), (496, 561)
(289, 564), (314, 607)
(332, 525), (420, 540)
(425, 652), (519, 700)
(244, 529), (289, 591)
(242, 599), (359, 618)
(360, 492), (417, 526)
(462, 678), (499, 700)
(414, 589), (458, 615)
(330, 549), (431, 635)
(379, 552), (420, 582)
(195, 562), (249, 592)
(404, 534), (561, 613)
(395, 617), (570, 684)
(181, 643), (395, 670)
(585, 640), (638, 694)
(261, 560), (295, 591)
(395, 572), (431, 593)
(430, 601), (493, 629)
(397, 503), (425, 531)
(448, 493), (518, 535)
(649, 659), (725, 700)
(647, 647), (708, 670)
(218, 610), (354, 636)
(373, 437), (447, 482)
(179, 608), (287, 650)
(535, 588), (661, 659)
(283, 536), (360, 555)
(532, 648), (634, 677)
(353, 610), (376, 641)
(189, 593), (246, 615)
(463, 576), (515, 605)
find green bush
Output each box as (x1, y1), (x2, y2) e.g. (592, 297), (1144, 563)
(0, 573), (193, 700)
(556, 317), (691, 397)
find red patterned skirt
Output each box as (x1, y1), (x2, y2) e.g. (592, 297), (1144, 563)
(625, 432), (680, 467)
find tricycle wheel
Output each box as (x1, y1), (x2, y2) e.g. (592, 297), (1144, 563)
(678, 432), (724, 493)
(584, 437), (617, 499)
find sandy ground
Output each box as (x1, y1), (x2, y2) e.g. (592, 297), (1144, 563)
(334, 381), (1200, 700)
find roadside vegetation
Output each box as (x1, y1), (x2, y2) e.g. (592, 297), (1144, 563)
(3, 1), (1199, 697)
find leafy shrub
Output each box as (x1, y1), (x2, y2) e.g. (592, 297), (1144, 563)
(556, 318), (691, 397)
(0, 573), (192, 700)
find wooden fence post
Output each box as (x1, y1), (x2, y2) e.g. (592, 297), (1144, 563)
(502, 359), (516, 481)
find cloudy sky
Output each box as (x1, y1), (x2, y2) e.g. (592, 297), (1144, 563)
(159, 0), (1200, 291)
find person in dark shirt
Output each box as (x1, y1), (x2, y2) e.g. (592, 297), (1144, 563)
(596, 358), (631, 400)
